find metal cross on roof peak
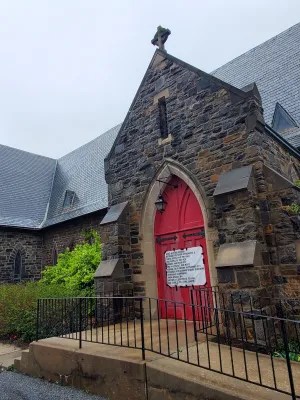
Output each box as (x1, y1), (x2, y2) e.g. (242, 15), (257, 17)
(151, 26), (171, 52)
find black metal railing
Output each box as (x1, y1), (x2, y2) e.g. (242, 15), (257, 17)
(36, 291), (300, 400)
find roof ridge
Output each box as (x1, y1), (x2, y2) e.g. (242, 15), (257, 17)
(0, 143), (56, 161)
(58, 123), (122, 161)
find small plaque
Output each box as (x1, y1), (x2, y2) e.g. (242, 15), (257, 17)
(165, 247), (206, 287)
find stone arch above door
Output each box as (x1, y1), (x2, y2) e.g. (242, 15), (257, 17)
(139, 159), (217, 300)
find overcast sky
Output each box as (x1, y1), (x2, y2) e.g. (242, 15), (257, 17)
(0, 1), (299, 158)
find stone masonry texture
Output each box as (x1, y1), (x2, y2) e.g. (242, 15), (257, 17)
(0, 210), (106, 283)
(103, 50), (300, 303)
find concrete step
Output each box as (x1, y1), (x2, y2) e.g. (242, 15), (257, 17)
(13, 357), (21, 370)
(14, 349), (30, 373)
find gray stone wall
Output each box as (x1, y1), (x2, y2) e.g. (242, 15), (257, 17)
(0, 228), (43, 283)
(0, 210), (106, 283)
(104, 50), (300, 300)
(41, 210), (106, 267)
(104, 52), (265, 295)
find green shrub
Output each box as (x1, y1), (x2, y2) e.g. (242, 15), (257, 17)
(0, 230), (101, 342)
(273, 340), (300, 362)
(0, 282), (78, 342)
(281, 180), (300, 215)
(40, 230), (101, 295)
(294, 179), (300, 188)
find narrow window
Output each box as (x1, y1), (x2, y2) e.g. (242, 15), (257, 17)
(63, 190), (75, 209)
(52, 247), (58, 266)
(68, 239), (75, 251)
(158, 97), (168, 139)
(14, 251), (23, 281)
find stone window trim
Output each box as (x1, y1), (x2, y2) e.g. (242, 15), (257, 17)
(153, 88), (170, 105)
(158, 133), (173, 146)
(52, 244), (58, 266)
(158, 96), (169, 139)
(8, 245), (26, 282)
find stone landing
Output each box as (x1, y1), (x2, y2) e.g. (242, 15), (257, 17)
(14, 336), (298, 400)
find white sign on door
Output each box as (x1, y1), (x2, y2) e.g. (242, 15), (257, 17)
(165, 246), (206, 287)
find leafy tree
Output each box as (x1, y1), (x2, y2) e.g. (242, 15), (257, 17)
(40, 230), (101, 294)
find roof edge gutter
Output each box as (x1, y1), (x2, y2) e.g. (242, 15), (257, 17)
(265, 124), (300, 159)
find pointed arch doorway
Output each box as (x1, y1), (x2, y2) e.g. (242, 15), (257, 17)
(154, 175), (211, 320)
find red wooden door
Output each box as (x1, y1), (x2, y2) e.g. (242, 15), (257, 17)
(155, 176), (211, 320)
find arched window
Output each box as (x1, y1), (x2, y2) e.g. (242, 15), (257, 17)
(68, 239), (75, 251)
(52, 246), (58, 266)
(14, 251), (24, 281)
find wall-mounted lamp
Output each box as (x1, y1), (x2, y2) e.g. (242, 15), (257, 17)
(155, 178), (178, 213)
(155, 194), (167, 213)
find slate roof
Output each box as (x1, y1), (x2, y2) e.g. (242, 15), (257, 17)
(211, 23), (300, 126)
(0, 125), (120, 229)
(44, 124), (120, 227)
(0, 145), (56, 228)
(281, 127), (300, 149)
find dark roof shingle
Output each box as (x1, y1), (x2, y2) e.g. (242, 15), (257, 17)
(0, 145), (56, 228)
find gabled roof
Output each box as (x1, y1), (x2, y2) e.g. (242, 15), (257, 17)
(107, 49), (255, 160)
(44, 124), (120, 227)
(211, 23), (300, 126)
(0, 125), (120, 229)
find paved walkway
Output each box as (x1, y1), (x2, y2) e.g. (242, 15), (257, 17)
(0, 371), (106, 400)
(0, 343), (23, 369)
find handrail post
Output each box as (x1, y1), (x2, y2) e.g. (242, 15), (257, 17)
(36, 298), (40, 341)
(278, 304), (296, 400)
(79, 298), (82, 349)
(139, 298), (145, 361)
(281, 318), (296, 400)
(190, 290), (197, 341)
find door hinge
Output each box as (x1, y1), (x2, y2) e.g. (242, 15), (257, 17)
(182, 230), (205, 239)
(156, 235), (177, 244)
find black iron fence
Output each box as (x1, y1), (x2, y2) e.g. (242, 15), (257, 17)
(36, 291), (300, 400)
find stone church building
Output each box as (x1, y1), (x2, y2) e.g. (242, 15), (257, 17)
(1, 23), (300, 307)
